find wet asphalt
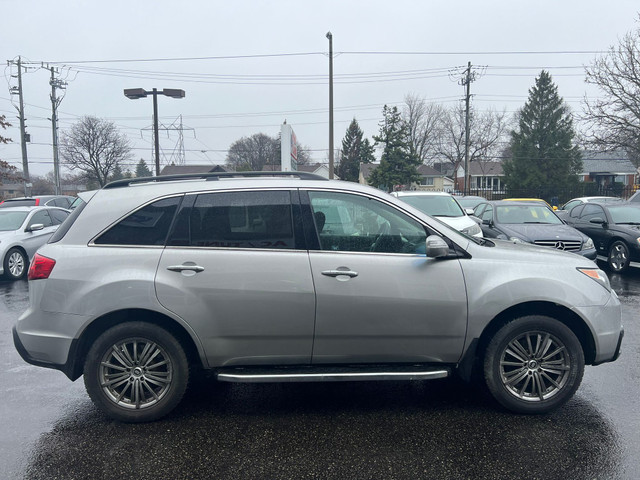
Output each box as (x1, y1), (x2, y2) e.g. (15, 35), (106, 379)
(1, 266), (638, 480)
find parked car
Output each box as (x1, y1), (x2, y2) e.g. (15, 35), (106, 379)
(564, 202), (640, 272)
(502, 198), (553, 208)
(14, 172), (622, 422)
(0, 206), (70, 280)
(0, 195), (76, 209)
(628, 191), (640, 203)
(457, 195), (487, 212)
(391, 191), (483, 237)
(555, 196), (623, 221)
(473, 201), (597, 259)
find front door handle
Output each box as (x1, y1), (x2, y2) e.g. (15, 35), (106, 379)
(167, 264), (205, 273)
(321, 269), (358, 278)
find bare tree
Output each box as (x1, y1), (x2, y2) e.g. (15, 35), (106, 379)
(403, 94), (445, 165)
(226, 133), (278, 171)
(582, 21), (640, 166)
(226, 132), (311, 171)
(61, 116), (132, 187)
(434, 105), (509, 178)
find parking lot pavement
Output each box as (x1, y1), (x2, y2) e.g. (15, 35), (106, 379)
(1, 268), (639, 480)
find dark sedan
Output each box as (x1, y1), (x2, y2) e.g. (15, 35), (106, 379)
(473, 201), (597, 259)
(564, 202), (640, 272)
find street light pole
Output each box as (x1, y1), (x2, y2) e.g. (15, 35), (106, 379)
(152, 88), (161, 176)
(124, 88), (185, 176)
(326, 31), (334, 179)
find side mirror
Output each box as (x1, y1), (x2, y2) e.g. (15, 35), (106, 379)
(425, 235), (450, 258)
(465, 208), (474, 216)
(26, 223), (44, 232)
(589, 217), (606, 225)
(482, 218), (493, 227)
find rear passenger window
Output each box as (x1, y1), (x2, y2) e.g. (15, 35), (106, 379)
(49, 208), (70, 225)
(95, 197), (181, 246)
(170, 191), (295, 249)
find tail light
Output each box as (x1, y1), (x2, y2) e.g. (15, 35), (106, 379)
(34, 198), (41, 206)
(28, 254), (56, 280)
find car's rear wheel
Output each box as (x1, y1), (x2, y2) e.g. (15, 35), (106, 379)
(84, 322), (189, 423)
(608, 240), (630, 272)
(3, 248), (27, 280)
(484, 316), (584, 414)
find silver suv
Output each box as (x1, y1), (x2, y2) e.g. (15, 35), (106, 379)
(13, 172), (623, 422)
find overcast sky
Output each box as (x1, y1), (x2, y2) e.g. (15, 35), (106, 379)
(2, 0), (639, 177)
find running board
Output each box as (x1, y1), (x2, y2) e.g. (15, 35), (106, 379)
(216, 367), (451, 383)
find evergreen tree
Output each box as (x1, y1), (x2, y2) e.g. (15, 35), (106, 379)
(503, 71), (582, 197)
(337, 118), (375, 182)
(135, 159), (153, 177)
(368, 105), (420, 191)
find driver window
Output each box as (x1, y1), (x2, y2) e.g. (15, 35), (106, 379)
(29, 210), (53, 228)
(308, 191), (426, 254)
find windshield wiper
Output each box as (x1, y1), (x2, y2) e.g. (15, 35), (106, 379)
(616, 221), (640, 225)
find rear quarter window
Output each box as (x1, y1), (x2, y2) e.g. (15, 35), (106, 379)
(94, 197), (182, 246)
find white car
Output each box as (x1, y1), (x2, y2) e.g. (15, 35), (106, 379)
(391, 191), (483, 237)
(0, 206), (70, 280)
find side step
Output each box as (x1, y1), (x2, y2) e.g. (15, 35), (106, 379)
(216, 365), (451, 383)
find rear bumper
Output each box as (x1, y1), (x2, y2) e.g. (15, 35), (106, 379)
(13, 325), (78, 379)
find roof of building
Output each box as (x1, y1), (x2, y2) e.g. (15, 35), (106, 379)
(581, 151), (637, 175)
(469, 161), (504, 176)
(159, 164), (227, 176)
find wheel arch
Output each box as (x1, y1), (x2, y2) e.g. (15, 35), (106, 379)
(470, 301), (597, 376)
(2, 245), (28, 277)
(68, 308), (204, 381)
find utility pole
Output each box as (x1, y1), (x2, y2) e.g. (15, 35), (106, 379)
(451, 62), (484, 195)
(463, 62), (472, 195)
(326, 31), (334, 179)
(47, 65), (66, 195)
(8, 56), (30, 193)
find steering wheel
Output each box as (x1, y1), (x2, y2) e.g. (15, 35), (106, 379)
(371, 221), (402, 252)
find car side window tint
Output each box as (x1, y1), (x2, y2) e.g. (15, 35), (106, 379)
(185, 191), (295, 249)
(580, 204), (605, 222)
(481, 206), (493, 222)
(308, 191), (426, 254)
(473, 204), (485, 217)
(569, 204), (584, 218)
(29, 210), (53, 228)
(95, 196), (182, 246)
(48, 208), (70, 225)
(563, 200), (579, 211)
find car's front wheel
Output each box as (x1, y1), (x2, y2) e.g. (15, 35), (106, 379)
(84, 322), (189, 423)
(3, 248), (27, 280)
(484, 316), (584, 414)
(608, 240), (630, 273)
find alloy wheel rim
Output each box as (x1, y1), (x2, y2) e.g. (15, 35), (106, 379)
(8, 252), (24, 277)
(610, 245), (627, 271)
(99, 338), (173, 410)
(499, 331), (571, 402)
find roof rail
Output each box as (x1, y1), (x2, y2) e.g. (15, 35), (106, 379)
(103, 171), (329, 189)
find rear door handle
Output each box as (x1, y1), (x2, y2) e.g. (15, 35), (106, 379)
(167, 264), (205, 273)
(321, 269), (358, 278)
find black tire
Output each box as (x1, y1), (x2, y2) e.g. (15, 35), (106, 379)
(3, 247), (27, 280)
(484, 316), (584, 414)
(83, 322), (189, 423)
(607, 240), (630, 273)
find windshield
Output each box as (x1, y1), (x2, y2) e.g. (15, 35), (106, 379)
(609, 206), (640, 224)
(0, 211), (28, 231)
(458, 197), (485, 209)
(399, 195), (465, 217)
(496, 205), (562, 224)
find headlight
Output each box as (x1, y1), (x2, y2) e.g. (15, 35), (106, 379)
(462, 223), (482, 236)
(577, 267), (611, 292)
(584, 237), (594, 249)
